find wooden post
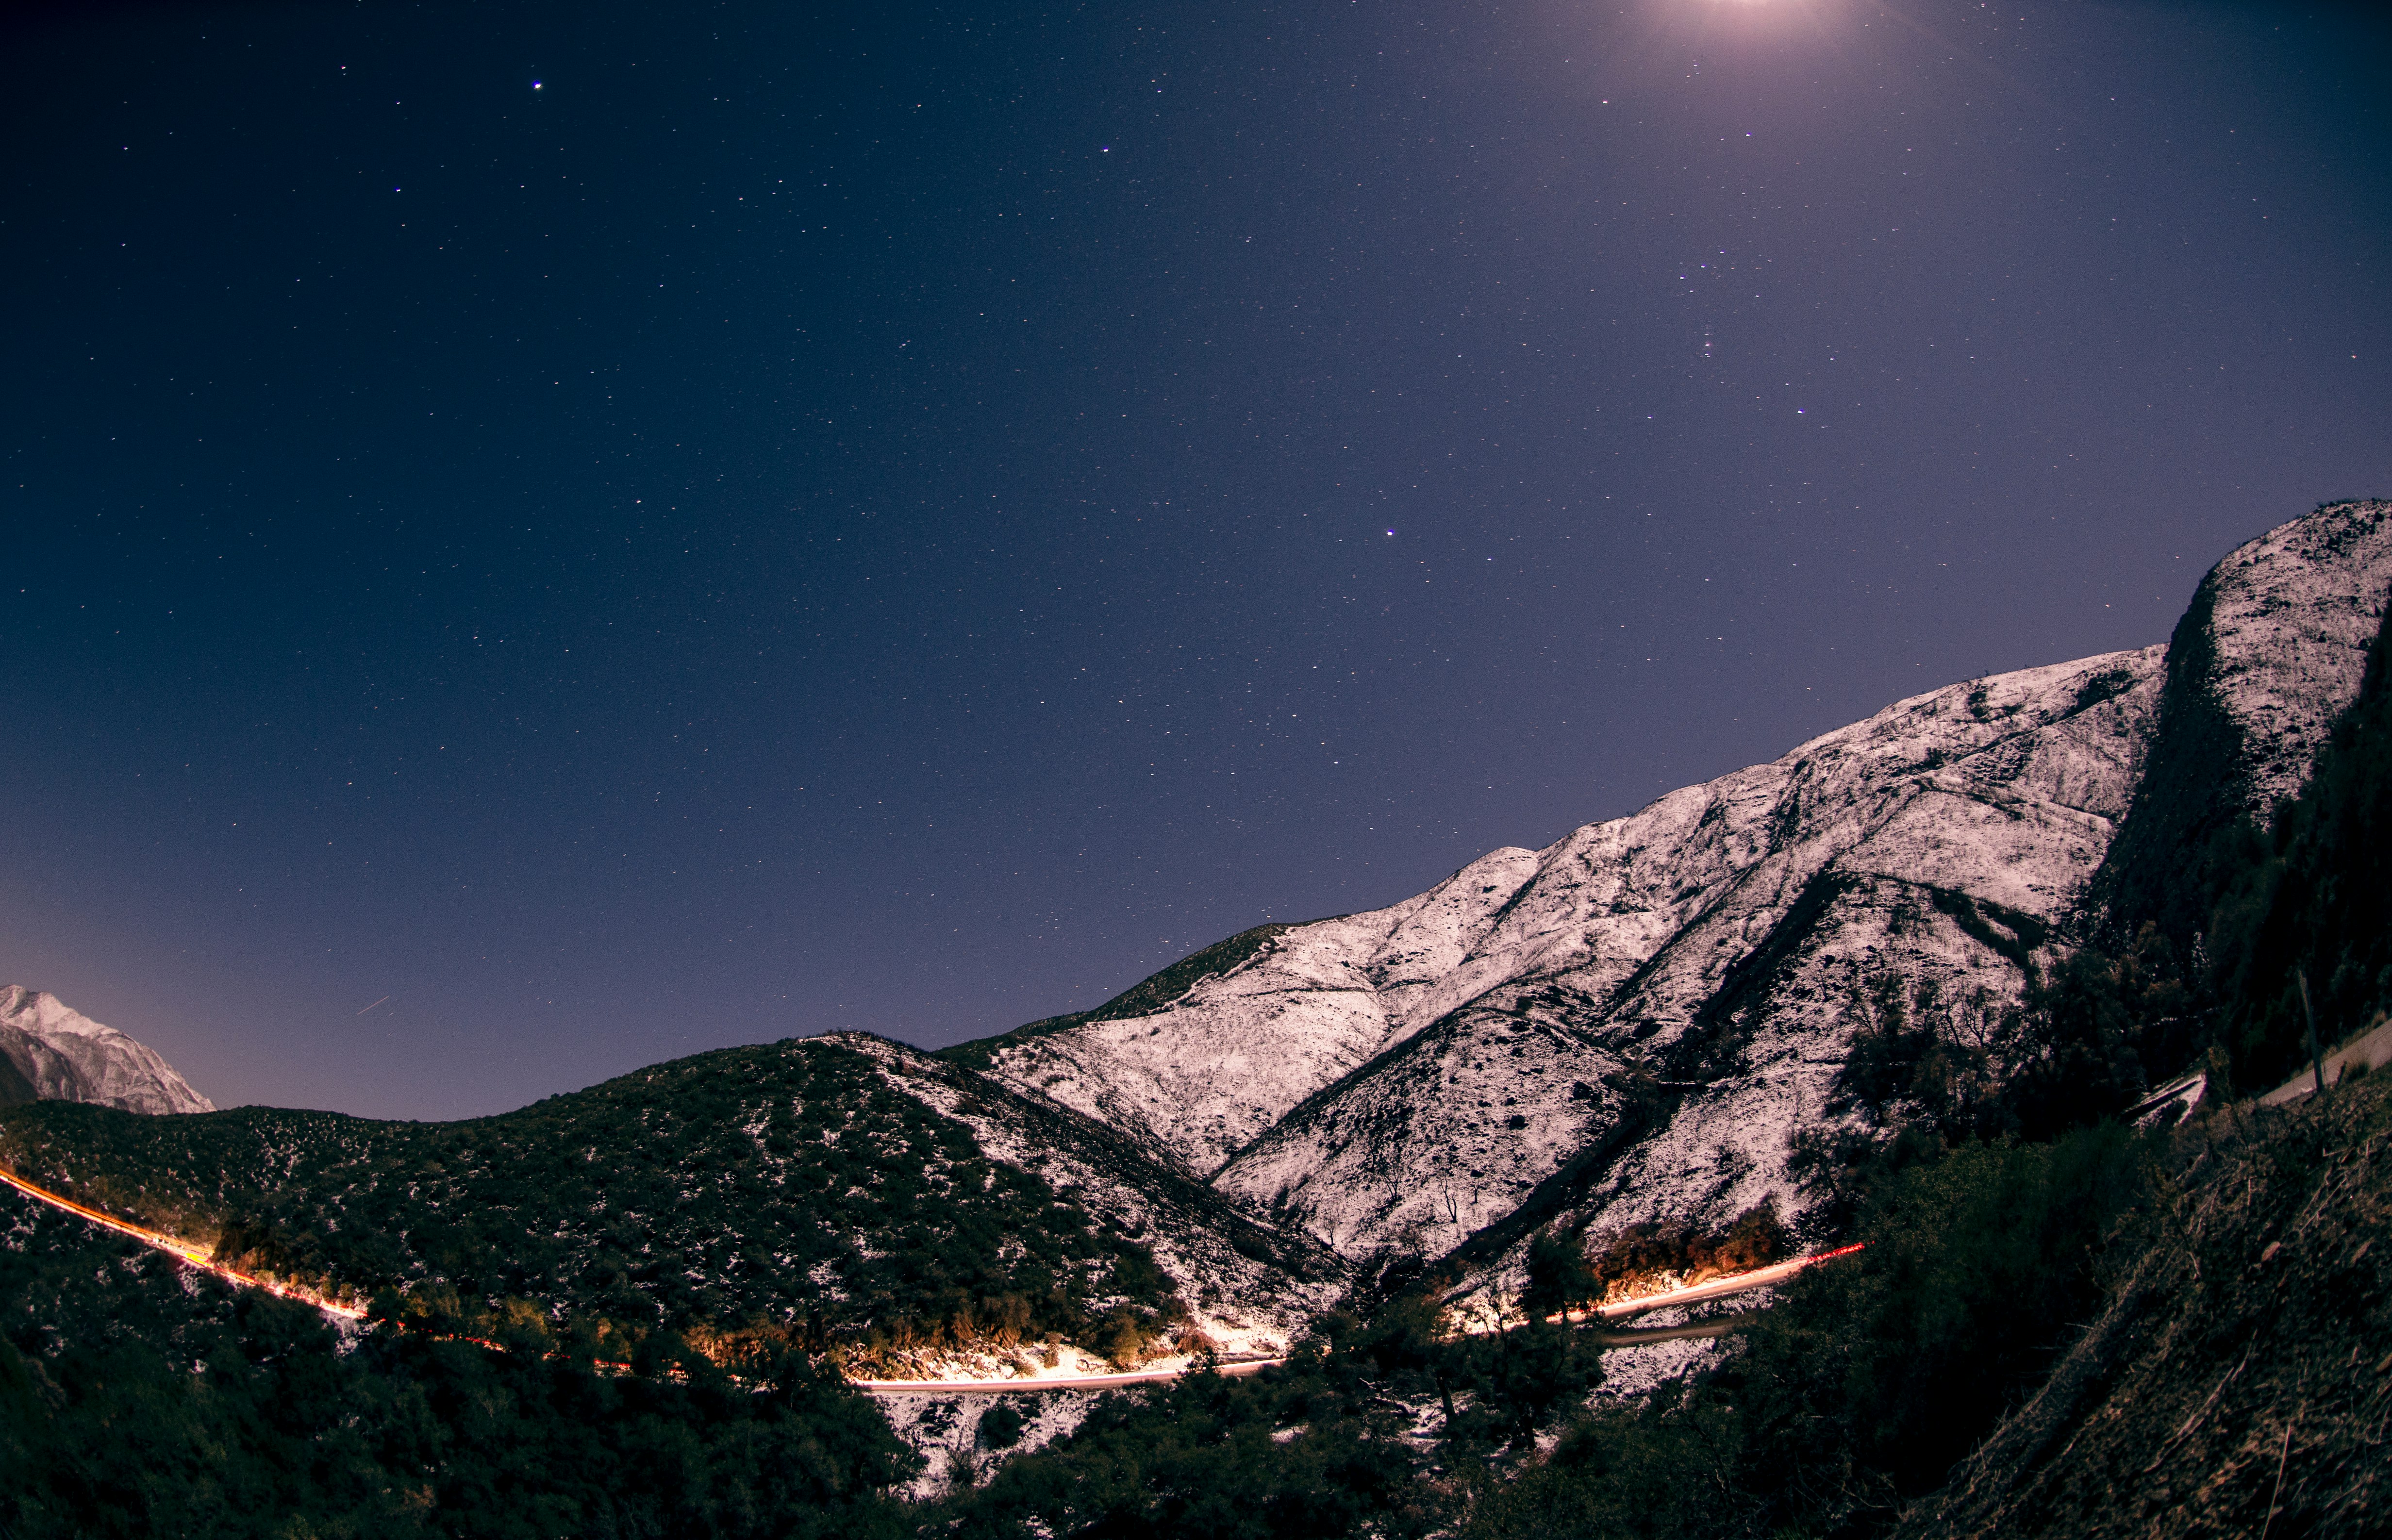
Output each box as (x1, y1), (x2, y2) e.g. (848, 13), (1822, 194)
(2297, 968), (2326, 1098)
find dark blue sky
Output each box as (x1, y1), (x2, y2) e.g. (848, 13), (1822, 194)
(4, 0), (2386, 1120)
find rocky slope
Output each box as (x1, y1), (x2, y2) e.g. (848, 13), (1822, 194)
(2194, 502), (2392, 807)
(2090, 500), (2392, 954)
(0, 987), (213, 1116)
(945, 500), (2392, 1274)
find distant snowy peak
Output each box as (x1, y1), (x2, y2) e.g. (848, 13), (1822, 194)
(0, 987), (216, 1115)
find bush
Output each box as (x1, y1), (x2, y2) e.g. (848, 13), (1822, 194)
(1582, 1200), (1786, 1302)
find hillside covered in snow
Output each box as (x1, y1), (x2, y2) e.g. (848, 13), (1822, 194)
(944, 500), (2392, 1279)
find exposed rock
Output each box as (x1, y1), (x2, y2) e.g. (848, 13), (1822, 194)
(2089, 500), (2392, 950)
(2202, 499), (2392, 808)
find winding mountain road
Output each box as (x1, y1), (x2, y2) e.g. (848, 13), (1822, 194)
(2, 1157), (1861, 1395)
(851, 1244), (1866, 1395)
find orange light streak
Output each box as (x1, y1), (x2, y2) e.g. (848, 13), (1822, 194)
(0, 1163), (366, 1321)
(1553, 1242), (1867, 1326)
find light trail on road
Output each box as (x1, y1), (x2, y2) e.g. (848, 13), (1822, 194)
(0, 1162), (366, 1321)
(852, 1356), (1284, 1395)
(1578, 1243), (1866, 1324)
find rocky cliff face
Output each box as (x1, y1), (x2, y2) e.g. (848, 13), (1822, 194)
(2090, 500), (2392, 951)
(0, 987), (215, 1115)
(944, 500), (2391, 1275)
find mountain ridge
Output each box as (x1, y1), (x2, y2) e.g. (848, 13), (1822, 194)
(948, 499), (2392, 1276)
(0, 1029), (1335, 1368)
(965, 644), (2169, 1263)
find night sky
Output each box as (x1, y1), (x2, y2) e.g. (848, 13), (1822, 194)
(4, 1), (2386, 1120)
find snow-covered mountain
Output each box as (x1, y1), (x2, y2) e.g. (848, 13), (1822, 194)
(2194, 504), (2392, 807)
(0, 986), (215, 1115)
(943, 500), (2392, 1271)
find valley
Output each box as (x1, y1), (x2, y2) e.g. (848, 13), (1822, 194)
(4, 498), (2390, 1537)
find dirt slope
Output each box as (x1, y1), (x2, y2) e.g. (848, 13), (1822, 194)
(1899, 1075), (2392, 1540)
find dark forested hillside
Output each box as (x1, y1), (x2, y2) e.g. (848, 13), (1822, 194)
(1891, 1075), (2392, 1540)
(0, 1184), (918, 1540)
(0, 1035), (1189, 1363)
(2085, 568), (2258, 958)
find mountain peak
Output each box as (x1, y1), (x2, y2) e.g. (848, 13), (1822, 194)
(0, 986), (216, 1115)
